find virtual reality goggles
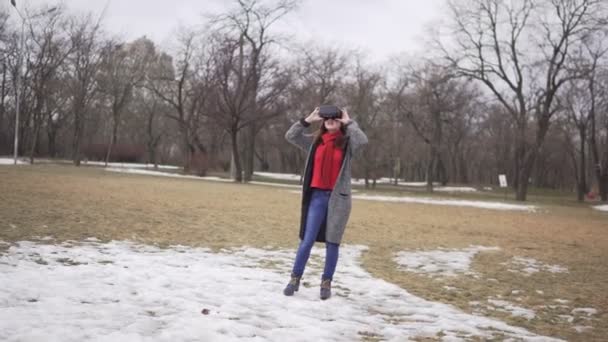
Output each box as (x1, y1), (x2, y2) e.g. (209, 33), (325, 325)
(318, 105), (343, 119)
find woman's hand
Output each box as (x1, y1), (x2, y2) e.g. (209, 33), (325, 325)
(339, 108), (352, 125)
(304, 107), (323, 124)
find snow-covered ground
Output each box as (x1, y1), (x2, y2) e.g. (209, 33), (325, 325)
(0, 157), (181, 169)
(0, 239), (562, 342)
(105, 168), (233, 183)
(394, 246), (500, 277)
(593, 205), (608, 212)
(0, 164), (532, 212)
(83, 161), (180, 170)
(254, 172), (302, 182)
(434, 186), (478, 193)
(372, 179), (478, 192)
(394, 246), (568, 277)
(471, 300), (536, 320)
(105, 167), (540, 212)
(249, 181), (302, 189)
(393, 246), (595, 328)
(258, 172), (479, 192)
(0, 157), (28, 165)
(503, 256), (568, 276)
(351, 193), (537, 212)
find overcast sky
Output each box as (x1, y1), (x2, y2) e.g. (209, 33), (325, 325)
(7, 0), (447, 62)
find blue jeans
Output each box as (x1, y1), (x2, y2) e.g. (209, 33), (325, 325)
(292, 189), (340, 280)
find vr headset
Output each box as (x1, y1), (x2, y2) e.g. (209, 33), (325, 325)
(318, 105), (342, 119)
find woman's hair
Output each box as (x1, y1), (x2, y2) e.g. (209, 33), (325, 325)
(313, 121), (347, 149)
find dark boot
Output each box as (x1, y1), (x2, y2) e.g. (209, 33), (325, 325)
(320, 278), (332, 300)
(283, 273), (301, 296)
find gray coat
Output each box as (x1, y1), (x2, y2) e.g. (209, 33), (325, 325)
(285, 119), (368, 244)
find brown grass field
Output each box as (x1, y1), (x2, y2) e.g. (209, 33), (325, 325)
(1, 164), (607, 341)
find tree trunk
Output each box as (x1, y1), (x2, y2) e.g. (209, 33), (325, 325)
(393, 157), (400, 185)
(577, 126), (587, 202)
(72, 109), (83, 166)
(145, 106), (160, 169)
(459, 152), (469, 184)
(435, 153), (448, 186)
(589, 102), (607, 201)
(105, 118), (118, 165)
(599, 145), (608, 201)
(183, 137), (193, 174)
(230, 129), (242, 182)
(516, 133), (545, 201)
(0, 63), (6, 141)
(147, 143), (157, 169)
(46, 113), (58, 158)
(47, 130), (56, 158)
(28, 118), (42, 164)
(513, 140), (524, 191)
(515, 166), (530, 201)
(254, 144), (269, 171)
(426, 146), (437, 192)
(243, 123), (256, 182)
(600, 172), (608, 202)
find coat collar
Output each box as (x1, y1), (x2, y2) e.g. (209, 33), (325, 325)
(321, 130), (343, 144)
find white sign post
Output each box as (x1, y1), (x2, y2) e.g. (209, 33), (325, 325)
(498, 174), (507, 188)
(498, 174), (508, 199)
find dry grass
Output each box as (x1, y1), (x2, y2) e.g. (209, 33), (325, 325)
(1, 164), (607, 341)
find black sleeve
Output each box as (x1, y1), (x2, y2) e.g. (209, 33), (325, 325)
(299, 118), (311, 127)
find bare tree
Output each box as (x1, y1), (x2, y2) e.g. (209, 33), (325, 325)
(66, 13), (103, 166)
(395, 63), (468, 191)
(44, 72), (69, 157)
(440, 0), (607, 200)
(583, 30), (608, 201)
(297, 45), (349, 106)
(148, 31), (211, 175)
(208, 0), (297, 182)
(477, 104), (516, 184)
(589, 67), (608, 201)
(340, 55), (383, 188)
(0, 11), (9, 147)
(98, 37), (154, 165)
(25, 6), (72, 163)
(564, 79), (594, 200)
(276, 46), (349, 179)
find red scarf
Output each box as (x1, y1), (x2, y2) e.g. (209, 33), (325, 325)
(311, 130), (344, 190)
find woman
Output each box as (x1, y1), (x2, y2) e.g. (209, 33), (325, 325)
(283, 106), (368, 300)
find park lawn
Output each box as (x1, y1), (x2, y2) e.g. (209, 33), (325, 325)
(1, 164), (607, 341)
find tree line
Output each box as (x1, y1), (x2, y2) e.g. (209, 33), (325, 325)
(0, 0), (607, 202)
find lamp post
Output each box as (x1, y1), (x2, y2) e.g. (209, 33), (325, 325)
(9, 1), (56, 165)
(10, 0), (24, 165)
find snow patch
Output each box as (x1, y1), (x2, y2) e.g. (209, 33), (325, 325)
(0, 158), (28, 165)
(105, 168), (233, 182)
(352, 194), (536, 211)
(572, 308), (597, 316)
(394, 246), (500, 277)
(434, 186), (478, 193)
(255, 173), (477, 192)
(254, 172), (301, 181)
(574, 325), (593, 333)
(504, 257), (568, 276)
(0, 240), (561, 341)
(84, 161), (180, 170)
(486, 299), (536, 320)
(249, 181), (301, 189)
